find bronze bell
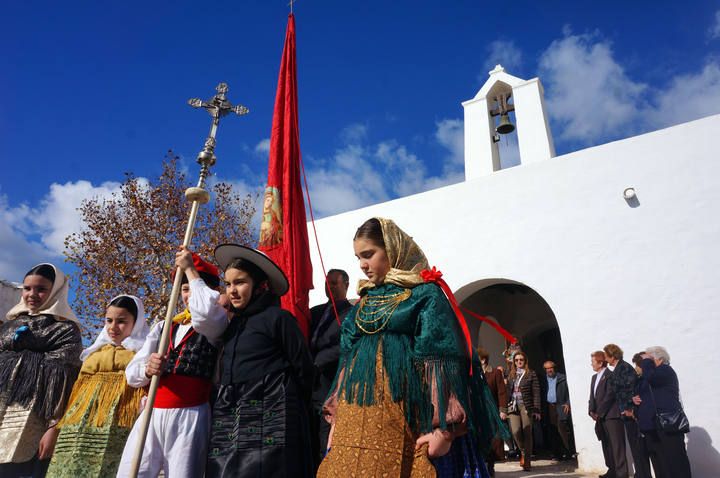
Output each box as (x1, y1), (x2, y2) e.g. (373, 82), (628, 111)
(496, 113), (515, 135)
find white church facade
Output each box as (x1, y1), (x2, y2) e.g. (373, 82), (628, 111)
(308, 66), (720, 476)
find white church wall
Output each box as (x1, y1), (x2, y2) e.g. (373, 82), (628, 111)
(308, 113), (720, 475)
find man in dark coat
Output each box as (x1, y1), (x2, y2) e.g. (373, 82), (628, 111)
(543, 360), (572, 460)
(309, 269), (352, 469)
(589, 350), (629, 478)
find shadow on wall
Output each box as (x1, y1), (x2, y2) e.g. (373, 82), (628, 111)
(687, 426), (720, 478)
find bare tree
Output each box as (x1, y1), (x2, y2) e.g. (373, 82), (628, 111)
(65, 152), (256, 340)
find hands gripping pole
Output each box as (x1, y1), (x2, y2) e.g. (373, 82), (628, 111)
(128, 83), (248, 478)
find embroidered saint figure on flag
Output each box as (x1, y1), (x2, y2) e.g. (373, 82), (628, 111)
(259, 186), (283, 248)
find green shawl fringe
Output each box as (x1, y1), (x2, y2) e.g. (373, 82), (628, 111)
(330, 283), (509, 454)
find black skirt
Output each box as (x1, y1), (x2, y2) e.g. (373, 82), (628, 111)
(207, 369), (314, 478)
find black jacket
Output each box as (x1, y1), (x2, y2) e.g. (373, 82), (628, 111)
(507, 368), (542, 414)
(640, 358), (682, 431)
(589, 368), (619, 420)
(544, 372), (571, 420)
(607, 359), (637, 414)
(208, 291), (315, 477)
(309, 299), (351, 406)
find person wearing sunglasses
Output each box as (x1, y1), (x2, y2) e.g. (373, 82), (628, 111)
(506, 351), (541, 471)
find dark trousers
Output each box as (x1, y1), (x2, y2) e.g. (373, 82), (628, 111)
(0, 454), (51, 478)
(311, 407), (332, 470)
(601, 418), (629, 478)
(485, 436), (505, 474)
(644, 429), (692, 478)
(547, 405), (571, 455)
(624, 419), (651, 478)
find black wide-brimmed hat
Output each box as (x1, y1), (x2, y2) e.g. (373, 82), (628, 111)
(214, 244), (289, 296)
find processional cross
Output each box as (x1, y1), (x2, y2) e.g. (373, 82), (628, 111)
(128, 82), (248, 478)
(185, 82), (249, 202)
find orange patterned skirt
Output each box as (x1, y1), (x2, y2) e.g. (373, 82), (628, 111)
(317, 347), (436, 478)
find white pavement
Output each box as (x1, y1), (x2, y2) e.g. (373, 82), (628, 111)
(494, 458), (599, 477)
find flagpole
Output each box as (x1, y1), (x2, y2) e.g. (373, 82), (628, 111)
(128, 83), (248, 478)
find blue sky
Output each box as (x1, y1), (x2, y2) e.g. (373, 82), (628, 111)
(2, 1), (720, 282)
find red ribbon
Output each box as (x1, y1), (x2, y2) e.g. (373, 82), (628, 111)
(459, 306), (518, 345)
(421, 267), (519, 376)
(421, 267), (474, 376)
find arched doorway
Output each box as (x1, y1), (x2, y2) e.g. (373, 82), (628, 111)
(456, 278), (573, 456)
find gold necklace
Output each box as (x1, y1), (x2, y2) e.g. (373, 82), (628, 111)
(354, 288), (411, 335)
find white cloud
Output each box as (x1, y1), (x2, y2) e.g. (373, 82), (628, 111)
(339, 123), (368, 143)
(254, 138), (270, 155)
(33, 181), (122, 254)
(709, 11), (720, 39)
(435, 119), (464, 166)
(537, 31), (720, 146)
(538, 32), (648, 143)
(484, 40), (523, 75)
(0, 180), (121, 281)
(375, 141), (428, 197)
(307, 144), (389, 217)
(651, 61), (720, 128)
(306, 120), (467, 217)
(0, 196), (56, 282)
(0, 179), (123, 280)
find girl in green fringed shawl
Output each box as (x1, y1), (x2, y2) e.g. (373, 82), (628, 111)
(317, 218), (506, 478)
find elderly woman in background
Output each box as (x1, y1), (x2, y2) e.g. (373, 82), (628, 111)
(633, 346), (692, 478)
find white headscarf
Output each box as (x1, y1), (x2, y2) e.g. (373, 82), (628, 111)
(5, 263), (79, 323)
(80, 295), (150, 361)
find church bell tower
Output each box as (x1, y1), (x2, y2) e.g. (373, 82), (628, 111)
(462, 65), (556, 180)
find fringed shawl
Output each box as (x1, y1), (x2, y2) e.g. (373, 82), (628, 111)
(335, 218), (505, 452)
(336, 285), (497, 436)
(0, 314), (83, 421)
(59, 344), (144, 429)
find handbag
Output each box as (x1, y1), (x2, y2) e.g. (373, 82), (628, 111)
(655, 408), (690, 434)
(507, 398), (518, 414)
(648, 383), (690, 434)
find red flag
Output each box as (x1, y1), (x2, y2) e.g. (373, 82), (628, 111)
(258, 14), (313, 337)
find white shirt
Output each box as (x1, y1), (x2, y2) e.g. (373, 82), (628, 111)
(593, 367), (607, 397)
(125, 278), (227, 388)
(187, 278), (229, 343)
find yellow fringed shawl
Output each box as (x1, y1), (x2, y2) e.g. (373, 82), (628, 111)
(58, 344), (145, 429)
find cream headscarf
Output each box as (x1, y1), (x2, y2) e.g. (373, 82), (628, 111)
(5, 263), (79, 324)
(357, 217), (430, 294)
(80, 295), (150, 360)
